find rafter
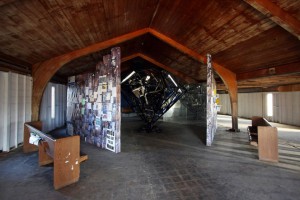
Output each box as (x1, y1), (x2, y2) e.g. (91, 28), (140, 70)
(244, 0), (300, 39)
(238, 62), (300, 80)
(31, 27), (237, 125)
(138, 53), (198, 84)
(147, 28), (237, 93)
(121, 53), (198, 84)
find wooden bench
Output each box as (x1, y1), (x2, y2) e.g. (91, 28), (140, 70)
(23, 121), (88, 190)
(247, 116), (278, 162)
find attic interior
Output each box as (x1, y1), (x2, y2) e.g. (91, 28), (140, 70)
(0, 0), (300, 199)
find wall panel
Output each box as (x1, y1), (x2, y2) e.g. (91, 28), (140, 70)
(0, 72), (32, 152)
(40, 82), (67, 133)
(219, 92), (300, 126)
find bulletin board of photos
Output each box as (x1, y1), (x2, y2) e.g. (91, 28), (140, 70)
(66, 47), (121, 153)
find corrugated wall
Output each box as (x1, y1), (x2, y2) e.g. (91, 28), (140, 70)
(0, 72), (32, 152)
(219, 92), (300, 126)
(273, 92), (300, 126)
(40, 82), (67, 133)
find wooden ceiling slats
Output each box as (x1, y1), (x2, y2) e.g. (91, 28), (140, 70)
(237, 74), (300, 88)
(214, 27), (300, 74)
(0, 0), (157, 65)
(244, 0), (300, 39)
(272, 0), (300, 20)
(1, 0), (300, 89)
(150, 0), (275, 55)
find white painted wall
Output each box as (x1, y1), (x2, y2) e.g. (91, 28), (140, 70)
(273, 92), (300, 126)
(0, 72), (32, 152)
(40, 82), (67, 133)
(219, 92), (300, 126)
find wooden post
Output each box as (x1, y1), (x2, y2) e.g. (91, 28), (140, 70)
(228, 81), (239, 132)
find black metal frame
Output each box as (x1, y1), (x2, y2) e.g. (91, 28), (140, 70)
(121, 69), (186, 132)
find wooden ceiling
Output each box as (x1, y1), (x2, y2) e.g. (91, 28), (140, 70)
(0, 0), (300, 91)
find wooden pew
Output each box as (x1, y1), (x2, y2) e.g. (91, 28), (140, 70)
(247, 116), (278, 162)
(23, 122), (88, 189)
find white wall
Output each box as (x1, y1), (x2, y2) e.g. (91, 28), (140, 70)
(40, 82), (67, 133)
(219, 92), (300, 126)
(0, 72), (32, 152)
(273, 92), (300, 126)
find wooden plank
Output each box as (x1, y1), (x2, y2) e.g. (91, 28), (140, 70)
(53, 135), (80, 190)
(38, 141), (53, 166)
(214, 27), (300, 74)
(138, 53), (198, 84)
(238, 62), (300, 81)
(148, 28), (206, 63)
(244, 0), (300, 39)
(25, 124), (56, 157)
(258, 126), (278, 162)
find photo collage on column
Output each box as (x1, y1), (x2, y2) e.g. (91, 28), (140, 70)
(66, 47), (121, 153)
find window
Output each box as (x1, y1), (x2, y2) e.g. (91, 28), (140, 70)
(51, 86), (55, 119)
(267, 93), (273, 117)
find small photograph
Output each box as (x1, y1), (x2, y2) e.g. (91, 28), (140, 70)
(102, 82), (107, 92)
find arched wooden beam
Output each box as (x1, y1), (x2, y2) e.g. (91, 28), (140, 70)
(32, 28), (238, 131)
(137, 53), (198, 84)
(32, 28), (148, 121)
(148, 28), (239, 131)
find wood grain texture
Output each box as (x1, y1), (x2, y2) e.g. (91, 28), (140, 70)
(0, 0), (158, 64)
(237, 62), (300, 81)
(1, 0), (300, 92)
(244, 0), (300, 39)
(54, 135), (80, 190)
(150, 0), (275, 55)
(214, 27), (300, 74)
(39, 141), (53, 166)
(258, 126), (278, 162)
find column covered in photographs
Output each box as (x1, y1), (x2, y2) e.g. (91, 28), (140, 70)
(66, 47), (121, 153)
(206, 54), (217, 146)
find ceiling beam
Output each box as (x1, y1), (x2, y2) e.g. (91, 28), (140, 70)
(32, 28), (149, 77)
(148, 28), (237, 92)
(237, 61), (300, 80)
(244, 0), (300, 39)
(138, 53), (198, 84)
(148, 29), (206, 63)
(273, 84), (300, 92)
(121, 53), (198, 84)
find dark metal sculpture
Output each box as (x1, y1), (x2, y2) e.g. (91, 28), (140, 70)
(121, 69), (186, 132)
(180, 84), (207, 117)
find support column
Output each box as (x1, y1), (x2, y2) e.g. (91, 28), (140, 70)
(212, 62), (239, 132)
(227, 79), (239, 132)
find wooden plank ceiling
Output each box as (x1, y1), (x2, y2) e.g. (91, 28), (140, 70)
(0, 0), (300, 91)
